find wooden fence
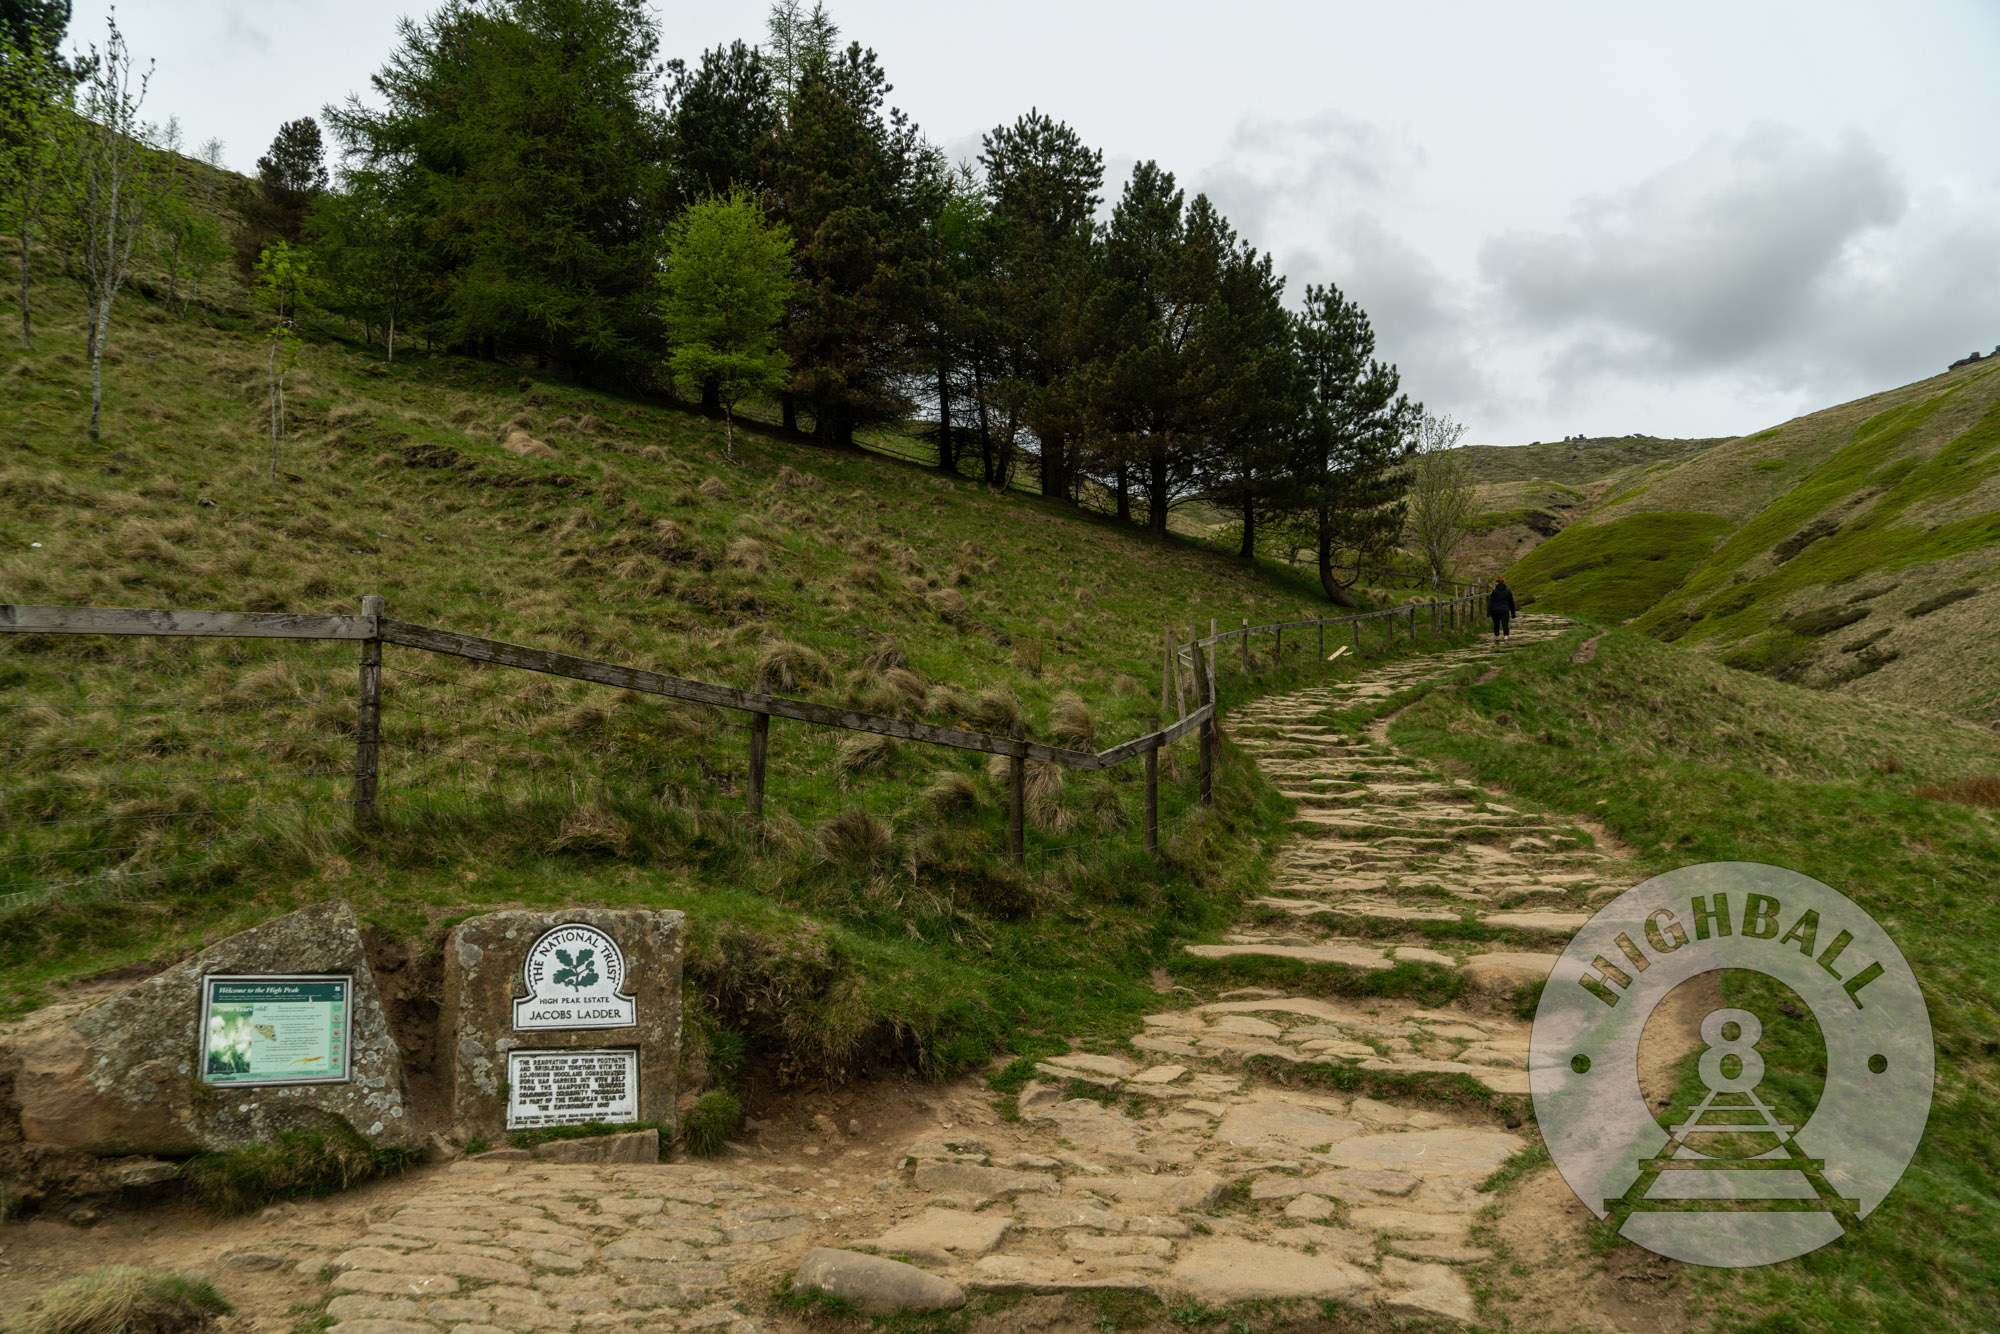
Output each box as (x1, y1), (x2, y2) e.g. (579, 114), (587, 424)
(1, 587), (1490, 874)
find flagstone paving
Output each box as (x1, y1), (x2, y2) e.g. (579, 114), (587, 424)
(313, 612), (1641, 1332)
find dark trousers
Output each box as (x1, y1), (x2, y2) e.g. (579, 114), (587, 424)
(1491, 613), (1511, 637)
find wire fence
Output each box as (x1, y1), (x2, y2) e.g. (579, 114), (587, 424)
(0, 588), (1485, 911)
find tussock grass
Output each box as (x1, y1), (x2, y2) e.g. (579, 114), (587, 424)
(1917, 774), (2000, 809)
(11, 1267), (231, 1334)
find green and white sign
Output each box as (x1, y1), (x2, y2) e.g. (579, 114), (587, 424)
(200, 975), (352, 1086)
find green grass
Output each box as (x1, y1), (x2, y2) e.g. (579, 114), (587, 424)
(178, 1126), (421, 1215)
(505, 1118), (667, 1150)
(1506, 510), (1734, 623)
(680, 1091), (742, 1156)
(1388, 625), (2000, 1333)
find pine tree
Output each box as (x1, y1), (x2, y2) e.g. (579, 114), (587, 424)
(767, 39), (921, 444)
(763, 0), (838, 102)
(668, 40), (775, 204)
(979, 110), (1103, 501)
(1085, 166), (1256, 536)
(232, 116), (326, 273)
(324, 0), (673, 383)
(1204, 240), (1298, 560)
(1277, 282), (1416, 606)
(902, 157), (990, 476)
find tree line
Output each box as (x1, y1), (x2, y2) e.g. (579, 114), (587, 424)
(2, 0), (1479, 604)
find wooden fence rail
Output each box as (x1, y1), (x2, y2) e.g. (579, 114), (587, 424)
(2, 586), (1491, 866)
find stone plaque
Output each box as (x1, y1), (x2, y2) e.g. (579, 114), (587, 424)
(440, 908), (682, 1140)
(200, 975), (352, 1086)
(507, 1048), (639, 1129)
(514, 923), (636, 1030)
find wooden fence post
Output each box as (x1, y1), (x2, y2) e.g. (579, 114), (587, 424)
(1208, 618), (1217, 684)
(1192, 628), (1214, 806)
(1275, 624), (1282, 667)
(1241, 618), (1250, 672)
(1352, 619), (1361, 654)
(1009, 752), (1025, 865)
(1317, 620), (1324, 661)
(1144, 729), (1159, 853)
(353, 594), (385, 827)
(748, 712), (769, 826)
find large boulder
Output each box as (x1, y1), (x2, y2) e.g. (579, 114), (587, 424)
(793, 1248), (965, 1315)
(11, 900), (418, 1155)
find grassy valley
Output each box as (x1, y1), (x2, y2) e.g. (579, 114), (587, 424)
(1481, 363), (2000, 723)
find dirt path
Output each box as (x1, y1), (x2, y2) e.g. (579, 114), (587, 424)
(2, 616), (1693, 1333)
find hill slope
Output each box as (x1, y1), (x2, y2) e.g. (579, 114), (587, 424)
(2, 235), (1411, 1071)
(1501, 360), (2000, 722)
(1453, 435), (1723, 581)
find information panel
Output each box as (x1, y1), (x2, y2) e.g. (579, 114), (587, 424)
(506, 1048), (640, 1130)
(200, 975), (352, 1087)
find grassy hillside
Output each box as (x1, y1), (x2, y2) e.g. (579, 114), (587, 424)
(1500, 360), (2000, 723)
(0, 235), (1485, 1091)
(1392, 625), (2000, 1333)
(1450, 437), (1720, 583)
(1460, 434), (1724, 488)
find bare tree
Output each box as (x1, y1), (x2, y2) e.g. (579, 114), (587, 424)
(1404, 412), (1477, 596)
(55, 13), (160, 442)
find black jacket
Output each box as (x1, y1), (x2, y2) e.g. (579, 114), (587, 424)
(1487, 584), (1517, 617)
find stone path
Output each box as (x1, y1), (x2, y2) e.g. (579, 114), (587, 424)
(314, 1160), (787, 1333)
(313, 612), (1642, 1333)
(1209, 611), (1634, 1032)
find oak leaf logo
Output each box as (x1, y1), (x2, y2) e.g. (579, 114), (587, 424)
(551, 947), (599, 990)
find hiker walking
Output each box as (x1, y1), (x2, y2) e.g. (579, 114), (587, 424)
(1487, 577), (1517, 643)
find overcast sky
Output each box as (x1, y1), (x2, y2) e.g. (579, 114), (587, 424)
(72, 0), (2000, 444)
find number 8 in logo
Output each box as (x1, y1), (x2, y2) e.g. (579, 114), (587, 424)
(1697, 1007), (1766, 1096)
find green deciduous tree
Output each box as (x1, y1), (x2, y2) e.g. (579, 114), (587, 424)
(149, 117), (226, 313)
(1, 9), (70, 348)
(660, 189), (794, 458)
(307, 164), (425, 360)
(254, 240), (314, 473)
